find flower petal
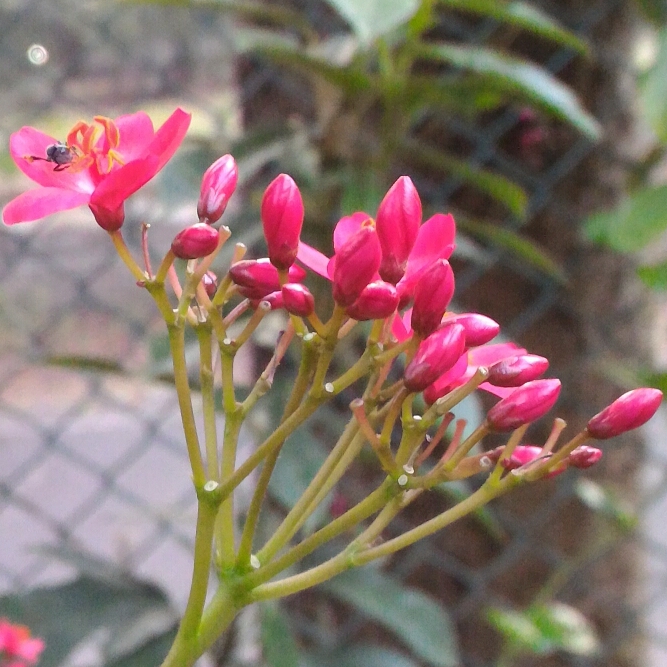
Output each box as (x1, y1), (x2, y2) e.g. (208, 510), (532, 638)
(147, 108), (192, 171)
(115, 111), (155, 160)
(468, 342), (526, 366)
(333, 211), (370, 254)
(297, 241), (330, 278)
(90, 156), (159, 211)
(3, 188), (91, 224)
(9, 127), (94, 192)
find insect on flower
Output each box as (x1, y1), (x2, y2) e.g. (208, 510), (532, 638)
(25, 141), (79, 171)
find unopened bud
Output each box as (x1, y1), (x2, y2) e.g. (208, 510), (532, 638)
(261, 174), (304, 270)
(487, 354), (549, 388)
(568, 445), (602, 469)
(281, 283), (314, 317)
(202, 270), (218, 298)
(171, 223), (219, 260)
(410, 259), (455, 337)
(487, 379), (561, 432)
(586, 388), (662, 439)
(376, 176), (421, 284)
(230, 258), (306, 299)
(332, 226), (381, 307)
(197, 154), (238, 224)
(404, 323), (466, 393)
(443, 313), (500, 347)
(500, 444), (567, 477)
(346, 281), (399, 321)
(254, 291), (283, 310)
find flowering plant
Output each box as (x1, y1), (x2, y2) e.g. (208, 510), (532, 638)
(2, 110), (662, 667)
(0, 619), (43, 667)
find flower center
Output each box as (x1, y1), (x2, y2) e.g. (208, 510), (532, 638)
(65, 116), (126, 174)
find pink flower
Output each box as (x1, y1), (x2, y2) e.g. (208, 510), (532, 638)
(198, 154), (238, 224)
(229, 259), (306, 300)
(171, 223), (220, 260)
(487, 379), (561, 432)
(281, 283), (315, 317)
(586, 388), (663, 439)
(3, 109), (191, 231)
(261, 174), (304, 270)
(410, 259), (455, 337)
(0, 618), (44, 666)
(346, 281), (400, 321)
(332, 225), (382, 307)
(375, 176), (422, 284)
(487, 354), (549, 388)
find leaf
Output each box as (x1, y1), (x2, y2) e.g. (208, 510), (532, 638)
(323, 568), (459, 667)
(640, 27), (667, 141)
(304, 644), (420, 667)
(638, 261), (667, 290)
(417, 43), (600, 138)
(400, 138), (527, 216)
(323, 0), (421, 46)
(438, 0), (588, 54)
(584, 184), (667, 251)
(460, 219), (566, 282)
(486, 606), (546, 654)
(261, 601), (301, 667)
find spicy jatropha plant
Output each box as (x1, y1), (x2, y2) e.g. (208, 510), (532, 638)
(2, 108), (662, 667)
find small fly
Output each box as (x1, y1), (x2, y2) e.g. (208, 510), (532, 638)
(26, 142), (78, 171)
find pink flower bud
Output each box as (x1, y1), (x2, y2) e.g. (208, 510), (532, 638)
(487, 379), (561, 432)
(171, 223), (219, 260)
(89, 202), (125, 231)
(443, 313), (500, 347)
(404, 323), (466, 393)
(567, 445), (602, 468)
(202, 270), (218, 298)
(586, 388), (662, 439)
(197, 154), (238, 224)
(230, 258), (306, 298)
(346, 281), (399, 321)
(261, 174), (304, 270)
(376, 176), (422, 284)
(487, 354), (549, 388)
(281, 283), (314, 317)
(253, 290), (283, 310)
(410, 259), (455, 337)
(332, 226), (382, 307)
(500, 445), (566, 477)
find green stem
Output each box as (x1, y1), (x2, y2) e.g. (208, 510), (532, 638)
(168, 324), (206, 487)
(109, 230), (147, 283)
(197, 324), (219, 481)
(217, 413), (242, 567)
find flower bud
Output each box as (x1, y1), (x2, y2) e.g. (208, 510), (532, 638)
(410, 259), (455, 337)
(404, 323), (466, 393)
(261, 174), (304, 270)
(567, 445), (603, 469)
(487, 354), (549, 388)
(487, 379), (561, 432)
(586, 388), (662, 439)
(89, 203), (125, 232)
(253, 290), (283, 310)
(443, 313), (500, 347)
(500, 445), (567, 477)
(197, 154), (238, 224)
(346, 281), (399, 321)
(171, 223), (219, 260)
(281, 283), (314, 317)
(230, 259), (306, 298)
(332, 226), (382, 307)
(202, 270), (218, 298)
(376, 176), (421, 284)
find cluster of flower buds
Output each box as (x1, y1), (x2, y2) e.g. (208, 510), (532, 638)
(0, 618), (44, 667)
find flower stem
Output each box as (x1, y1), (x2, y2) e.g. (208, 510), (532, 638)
(196, 323), (219, 481)
(109, 230), (146, 283)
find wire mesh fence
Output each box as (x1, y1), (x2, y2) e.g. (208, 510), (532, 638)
(0, 1), (664, 666)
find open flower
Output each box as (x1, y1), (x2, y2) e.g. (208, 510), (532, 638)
(3, 108), (191, 231)
(0, 618), (44, 667)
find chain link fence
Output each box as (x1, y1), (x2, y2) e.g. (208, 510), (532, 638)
(0, 1), (664, 666)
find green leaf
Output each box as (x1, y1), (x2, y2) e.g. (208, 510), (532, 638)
(261, 602), (301, 667)
(438, 0), (588, 54)
(528, 603), (600, 657)
(584, 184), (667, 251)
(400, 138), (527, 216)
(305, 644), (420, 667)
(638, 261), (667, 290)
(487, 606), (547, 655)
(323, 568), (459, 667)
(640, 27), (667, 141)
(323, 0), (420, 46)
(460, 219), (566, 282)
(417, 43), (601, 139)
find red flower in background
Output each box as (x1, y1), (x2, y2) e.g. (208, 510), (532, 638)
(0, 618), (44, 667)
(3, 108), (191, 231)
